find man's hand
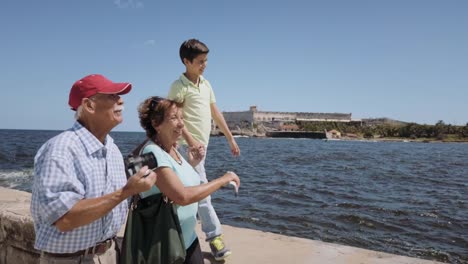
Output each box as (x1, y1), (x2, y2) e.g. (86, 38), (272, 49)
(123, 166), (157, 196)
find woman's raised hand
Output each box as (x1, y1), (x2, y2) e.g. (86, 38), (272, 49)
(188, 144), (206, 167)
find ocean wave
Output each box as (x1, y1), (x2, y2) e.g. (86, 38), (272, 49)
(0, 169), (33, 191)
(2, 131), (468, 263)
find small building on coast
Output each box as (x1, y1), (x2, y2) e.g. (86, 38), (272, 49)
(221, 106), (355, 132)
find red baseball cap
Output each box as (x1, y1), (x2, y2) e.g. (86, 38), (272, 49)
(68, 74), (132, 111)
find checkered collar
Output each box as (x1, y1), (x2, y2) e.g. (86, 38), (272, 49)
(72, 121), (113, 156)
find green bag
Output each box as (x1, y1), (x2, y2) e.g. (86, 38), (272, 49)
(120, 193), (186, 264)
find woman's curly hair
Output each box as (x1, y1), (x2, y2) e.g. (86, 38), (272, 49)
(138, 96), (183, 139)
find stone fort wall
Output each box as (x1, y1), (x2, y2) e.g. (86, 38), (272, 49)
(222, 106), (352, 129)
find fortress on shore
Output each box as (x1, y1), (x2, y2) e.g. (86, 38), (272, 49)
(221, 106), (357, 133)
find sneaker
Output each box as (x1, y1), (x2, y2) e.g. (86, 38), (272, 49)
(209, 235), (232, 261)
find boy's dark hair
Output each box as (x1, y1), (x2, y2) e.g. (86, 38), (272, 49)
(179, 39), (209, 64)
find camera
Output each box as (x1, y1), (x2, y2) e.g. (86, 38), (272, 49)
(124, 152), (158, 178)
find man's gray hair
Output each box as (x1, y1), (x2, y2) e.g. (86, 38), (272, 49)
(75, 105), (83, 120)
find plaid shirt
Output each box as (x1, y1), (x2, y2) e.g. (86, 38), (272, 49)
(31, 122), (128, 253)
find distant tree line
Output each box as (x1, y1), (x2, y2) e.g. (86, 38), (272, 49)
(297, 120), (468, 140)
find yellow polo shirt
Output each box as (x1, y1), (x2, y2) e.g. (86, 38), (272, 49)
(168, 74), (216, 145)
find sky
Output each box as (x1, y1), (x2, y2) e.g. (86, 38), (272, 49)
(0, 0), (467, 132)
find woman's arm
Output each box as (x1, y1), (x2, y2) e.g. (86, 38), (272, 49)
(155, 167), (240, 206)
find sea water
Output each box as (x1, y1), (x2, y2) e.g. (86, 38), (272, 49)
(0, 129), (467, 263)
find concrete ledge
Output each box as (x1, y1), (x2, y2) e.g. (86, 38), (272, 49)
(0, 187), (39, 264)
(195, 224), (442, 264)
(0, 187), (442, 264)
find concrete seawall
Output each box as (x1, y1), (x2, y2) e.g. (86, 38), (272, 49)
(265, 131), (327, 139)
(0, 187), (442, 264)
(0, 187), (39, 263)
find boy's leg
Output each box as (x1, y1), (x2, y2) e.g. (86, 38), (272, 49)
(193, 155), (222, 239)
(179, 145), (231, 260)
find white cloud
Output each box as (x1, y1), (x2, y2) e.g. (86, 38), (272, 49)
(114, 0), (143, 9)
(144, 39), (156, 46)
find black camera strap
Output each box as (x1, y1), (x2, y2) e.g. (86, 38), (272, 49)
(127, 138), (171, 211)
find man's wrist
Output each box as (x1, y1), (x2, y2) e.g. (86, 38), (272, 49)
(121, 185), (134, 199)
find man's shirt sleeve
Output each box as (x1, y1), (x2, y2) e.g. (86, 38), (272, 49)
(33, 154), (84, 226)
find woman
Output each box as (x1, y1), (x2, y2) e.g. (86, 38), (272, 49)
(137, 96), (240, 264)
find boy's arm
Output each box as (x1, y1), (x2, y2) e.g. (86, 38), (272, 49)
(211, 103), (240, 156)
(182, 126), (199, 147)
(181, 127), (206, 161)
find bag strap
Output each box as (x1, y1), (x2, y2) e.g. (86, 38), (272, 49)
(128, 139), (150, 210)
(131, 138), (150, 156)
(127, 139), (174, 210)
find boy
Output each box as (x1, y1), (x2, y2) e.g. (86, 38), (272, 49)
(168, 39), (240, 261)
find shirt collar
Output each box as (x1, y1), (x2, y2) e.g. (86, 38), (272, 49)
(72, 121), (113, 156)
(179, 74), (205, 87)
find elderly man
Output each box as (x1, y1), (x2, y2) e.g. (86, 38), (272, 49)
(31, 74), (157, 264)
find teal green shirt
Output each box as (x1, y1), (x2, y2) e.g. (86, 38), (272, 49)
(140, 142), (200, 250)
(168, 74), (216, 145)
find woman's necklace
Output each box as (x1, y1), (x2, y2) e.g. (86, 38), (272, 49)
(154, 137), (182, 165)
(170, 147), (183, 165)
